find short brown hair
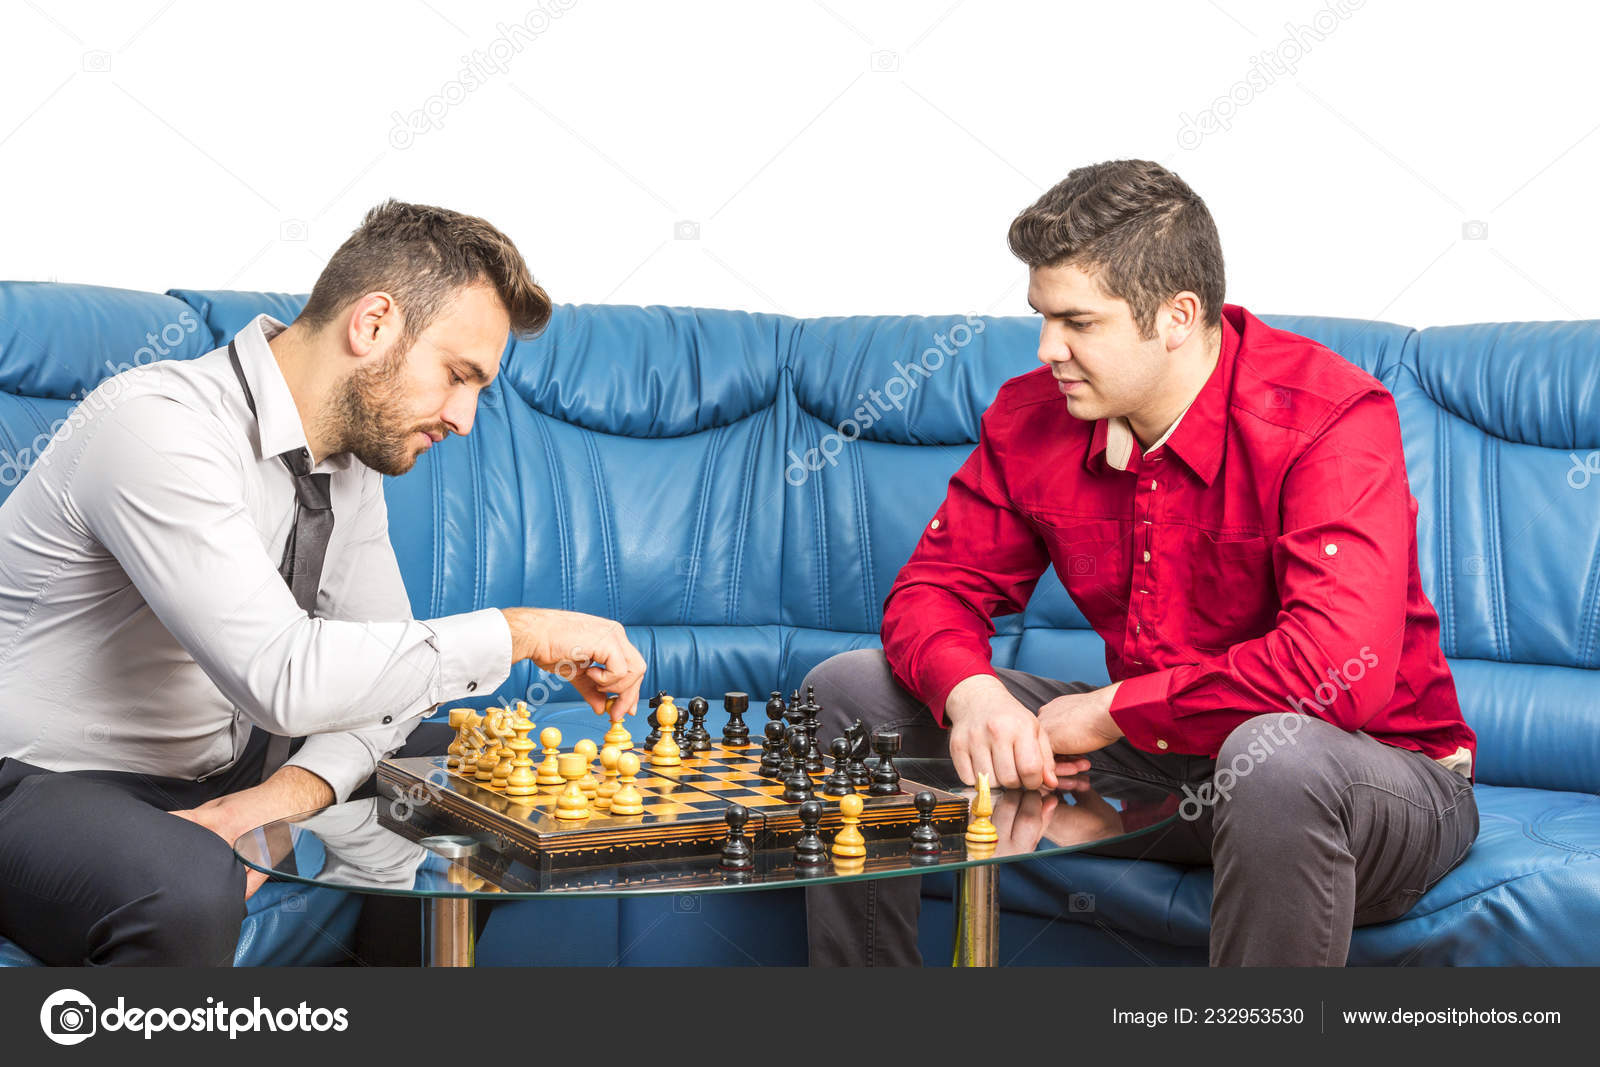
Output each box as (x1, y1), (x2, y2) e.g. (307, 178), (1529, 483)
(1008, 160), (1224, 337)
(299, 199), (552, 346)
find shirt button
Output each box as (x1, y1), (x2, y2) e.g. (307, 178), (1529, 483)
(1156, 739), (1169, 750)
(1324, 543), (1338, 557)
(1142, 550), (1151, 562)
(382, 715), (393, 725)
(931, 519), (941, 530)
(467, 681), (478, 692)
(1134, 622), (1141, 634)
(1149, 480), (1158, 491)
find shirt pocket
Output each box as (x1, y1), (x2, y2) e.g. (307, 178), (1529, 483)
(1034, 517), (1128, 616)
(1184, 529), (1277, 647)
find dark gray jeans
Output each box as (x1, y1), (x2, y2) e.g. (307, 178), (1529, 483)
(803, 649), (1479, 967)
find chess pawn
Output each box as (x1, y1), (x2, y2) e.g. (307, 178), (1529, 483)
(720, 803), (754, 872)
(603, 711), (633, 752)
(474, 721), (500, 782)
(782, 729), (813, 804)
(505, 717), (539, 797)
(821, 736), (854, 797)
(758, 720), (785, 779)
(573, 739), (600, 799)
(831, 793), (867, 859)
(536, 727), (565, 786)
(595, 744), (621, 811)
(909, 790), (942, 857)
(608, 752), (644, 815)
(792, 799), (827, 868)
(965, 773), (999, 845)
(686, 696), (712, 753)
(554, 753), (590, 820)
(651, 701), (681, 766)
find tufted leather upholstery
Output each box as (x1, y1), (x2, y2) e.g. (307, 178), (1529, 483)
(0, 281), (1594, 965)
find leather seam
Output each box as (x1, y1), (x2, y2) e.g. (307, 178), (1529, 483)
(581, 430), (620, 621)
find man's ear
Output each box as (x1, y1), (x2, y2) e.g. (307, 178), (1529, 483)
(346, 292), (399, 358)
(1163, 291), (1204, 352)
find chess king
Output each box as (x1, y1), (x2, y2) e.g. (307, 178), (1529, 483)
(802, 160), (1479, 968)
(0, 202), (647, 965)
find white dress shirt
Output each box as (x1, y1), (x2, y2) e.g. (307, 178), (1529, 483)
(0, 314), (511, 801)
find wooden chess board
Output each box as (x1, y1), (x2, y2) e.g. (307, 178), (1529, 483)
(376, 740), (967, 872)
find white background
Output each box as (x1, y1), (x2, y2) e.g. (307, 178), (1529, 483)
(2, 0), (1595, 326)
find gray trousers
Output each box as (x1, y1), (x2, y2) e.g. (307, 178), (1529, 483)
(802, 649), (1479, 967)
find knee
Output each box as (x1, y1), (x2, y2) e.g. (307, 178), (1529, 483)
(125, 865), (245, 967)
(803, 648), (893, 737)
(1211, 715), (1348, 822)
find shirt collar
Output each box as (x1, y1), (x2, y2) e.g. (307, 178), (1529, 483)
(232, 314), (352, 474)
(1085, 306), (1240, 486)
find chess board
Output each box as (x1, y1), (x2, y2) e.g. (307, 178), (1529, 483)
(376, 740), (967, 872)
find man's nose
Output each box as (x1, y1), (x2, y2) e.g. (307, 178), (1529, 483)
(441, 392), (477, 437)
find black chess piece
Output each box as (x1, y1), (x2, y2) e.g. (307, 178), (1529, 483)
(909, 790), (941, 857)
(869, 729), (902, 796)
(801, 695), (825, 776)
(686, 695), (713, 753)
(722, 691), (750, 746)
(720, 803), (754, 871)
(758, 719), (785, 778)
(793, 799), (827, 867)
(845, 719), (872, 789)
(644, 707), (663, 750)
(673, 696), (688, 747)
(782, 730), (814, 803)
(822, 736), (855, 797)
(777, 721), (797, 779)
(765, 690), (785, 727)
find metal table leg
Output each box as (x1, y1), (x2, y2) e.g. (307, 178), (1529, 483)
(422, 897), (476, 967)
(953, 864), (998, 967)
(418, 834), (479, 967)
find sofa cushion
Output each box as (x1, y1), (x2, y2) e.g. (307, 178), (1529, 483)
(933, 783), (1600, 965)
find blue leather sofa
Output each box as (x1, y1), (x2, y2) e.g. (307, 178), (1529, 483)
(1, 281), (1595, 966)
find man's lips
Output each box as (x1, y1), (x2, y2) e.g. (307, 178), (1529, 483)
(1056, 377), (1086, 394)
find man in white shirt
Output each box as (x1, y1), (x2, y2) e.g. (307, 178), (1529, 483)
(0, 200), (646, 965)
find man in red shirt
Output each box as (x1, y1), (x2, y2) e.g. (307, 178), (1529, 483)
(805, 160), (1478, 966)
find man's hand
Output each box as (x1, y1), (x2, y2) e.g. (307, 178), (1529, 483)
(169, 766), (333, 899)
(1037, 683), (1124, 774)
(500, 608), (647, 719)
(944, 675), (1090, 790)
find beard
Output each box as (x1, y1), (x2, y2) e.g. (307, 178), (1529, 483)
(319, 346), (444, 476)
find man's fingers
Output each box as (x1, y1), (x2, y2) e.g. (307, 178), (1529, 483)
(989, 744), (1018, 791)
(1012, 733), (1044, 791)
(951, 734), (975, 787)
(1036, 729), (1060, 791)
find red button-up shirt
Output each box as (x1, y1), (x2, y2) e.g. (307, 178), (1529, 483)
(882, 304), (1476, 766)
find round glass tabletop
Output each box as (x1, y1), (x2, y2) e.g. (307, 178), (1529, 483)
(233, 760), (1182, 901)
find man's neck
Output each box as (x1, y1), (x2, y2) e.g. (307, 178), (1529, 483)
(266, 325), (336, 464)
(1126, 327), (1223, 448)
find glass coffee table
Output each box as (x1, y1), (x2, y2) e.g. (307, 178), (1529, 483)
(234, 760), (1179, 967)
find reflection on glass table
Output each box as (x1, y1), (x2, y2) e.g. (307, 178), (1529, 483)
(235, 760), (1179, 966)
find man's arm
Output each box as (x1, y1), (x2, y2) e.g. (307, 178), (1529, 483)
(1107, 389), (1412, 754)
(881, 403), (1067, 788)
(69, 395), (511, 769)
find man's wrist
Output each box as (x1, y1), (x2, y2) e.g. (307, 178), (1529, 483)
(943, 673), (1006, 722)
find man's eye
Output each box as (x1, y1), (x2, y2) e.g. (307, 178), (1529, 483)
(1068, 320), (1092, 330)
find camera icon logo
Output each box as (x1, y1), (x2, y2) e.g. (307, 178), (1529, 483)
(280, 219), (308, 242)
(1267, 387), (1291, 409)
(83, 722), (111, 744)
(1068, 892), (1096, 913)
(673, 220), (701, 241)
(674, 893), (701, 914)
(1461, 220), (1488, 241)
(1463, 555), (1487, 575)
(81, 51), (112, 72)
(1068, 555), (1096, 576)
(869, 49), (901, 72)
(40, 989), (97, 1046)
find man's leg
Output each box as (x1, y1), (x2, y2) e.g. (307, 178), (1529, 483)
(803, 649), (1211, 965)
(1207, 717), (1479, 966)
(0, 761), (246, 966)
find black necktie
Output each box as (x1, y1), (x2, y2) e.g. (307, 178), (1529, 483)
(228, 342), (335, 781)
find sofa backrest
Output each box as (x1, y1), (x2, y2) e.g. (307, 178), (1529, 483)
(1, 282), (1595, 791)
